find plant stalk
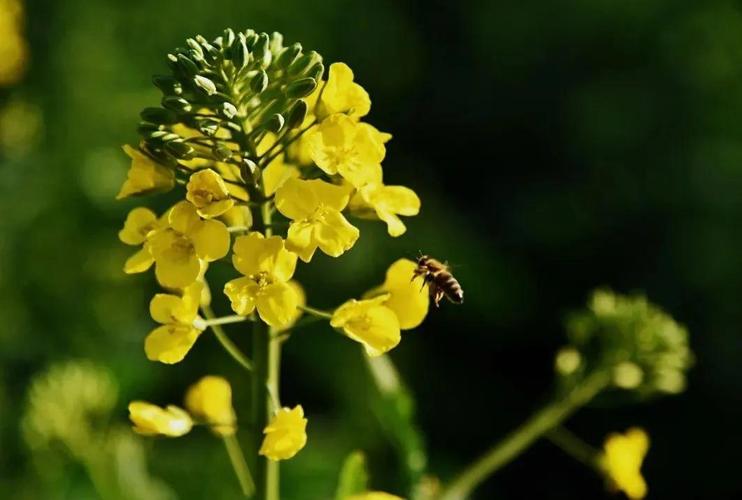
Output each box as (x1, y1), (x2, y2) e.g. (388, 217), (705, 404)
(439, 371), (610, 500)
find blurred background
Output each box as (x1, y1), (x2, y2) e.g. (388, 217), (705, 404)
(1, 0), (741, 498)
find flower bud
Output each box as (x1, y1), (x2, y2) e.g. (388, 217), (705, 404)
(176, 53), (199, 77)
(288, 51), (320, 76)
(254, 33), (272, 68)
(194, 75), (217, 95)
(285, 77), (317, 98)
(221, 102), (238, 119)
(231, 35), (250, 70)
(265, 113), (285, 133)
(152, 75), (182, 95)
(162, 96), (192, 113)
(285, 99), (308, 130)
(251, 70), (269, 94)
(165, 140), (195, 159)
(276, 43), (302, 69)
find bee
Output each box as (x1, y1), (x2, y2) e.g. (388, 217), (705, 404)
(413, 254), (464, 307)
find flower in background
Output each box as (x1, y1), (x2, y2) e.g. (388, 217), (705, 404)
(331, 295), (401, 356)
(148, 201), (230, 288)
(600, 428), (649, 499)
(259, 405), (308, 461)
(275, 178), (359, 262)
(0, 0), (28, 86)
(185, 376), (237, 436)
(117, 145), (175, 199)
(144, 282), (205, 364)
(346, 493), (403, 500)
(128, 402), (193, 437)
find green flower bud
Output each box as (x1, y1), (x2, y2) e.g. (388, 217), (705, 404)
(221, 102), (238, 119)
(251, 70), (269, 94)
(276, 43), (302, 69)
(176, 53), (199, 77)
(269, 32), (284, 54)
(240, 158), (260, 186)
(152, 75), (182, 95)
(307, 62), (325, 82)
(288, 51), (320, 76)
(231, 35), (250, 70)
(137, 122), (161, 136)
(265, 113), (285, 133)
(197, 117), (221, 137)
(165, 140), (195, 159)
(140, 107), (178, 125)
(222, 28), (236, 50)
(254, 33), (272, 69)
(162, 96), (192, 113)
(285, 99), (308, 129)
(186, 38), (205, 61)
(213, 142), (232, 161)
(194, 75), (217, 95)
(285, 77), (317, 98)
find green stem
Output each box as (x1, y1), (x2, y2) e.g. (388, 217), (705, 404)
(252, 200), (281, 500)
(223, 434), (256, 497)
(202, 304), (254, 372)
(439, 371), (610, 500)
(298, 304), (333, 319)
(545, 426), (601, 469)
(199, 314), (250, 327)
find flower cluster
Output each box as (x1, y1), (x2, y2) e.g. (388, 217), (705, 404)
(117, 29), (429, 494)
(555, 289), (693, 397)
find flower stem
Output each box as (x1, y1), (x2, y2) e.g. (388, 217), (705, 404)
(252, 200), (281, 500)
(223, 434), (256, 497)
(439, 371), (610, 500)
(202, 304), (254, 372)
(198, 314), (250, 327)
(546, 426), (601, 469)
(298, 304), (333, 319)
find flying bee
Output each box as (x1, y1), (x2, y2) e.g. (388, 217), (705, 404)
(413, 254), (464, 307)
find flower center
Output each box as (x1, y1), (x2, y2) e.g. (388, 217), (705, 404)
(192, 188), (216, 206)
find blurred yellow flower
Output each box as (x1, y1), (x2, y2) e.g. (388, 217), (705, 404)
(601, 428), (649, 499)
(275, 178), (359, 262)
(185, 376), (237, 436)
(223, 232), (299, 327)
(186, 169), (235, 218)
(350, 182), (420, 237)
(259, 405), (307, 461)
(118, 207), (164, 274)
(307, 114), (385, 188)
(117, 145), (175, 199)
(331, 295), (401, 356)
(367, 259), (429, 330)
(145, 282), (205, 364)
(0, 0), (28, 86)
(220, 205), (253, 229)
(318, 62), (371, 120)
(148, 201), (230, 288)
(346, 493), (403, 500)
(128, 401), (192, 437)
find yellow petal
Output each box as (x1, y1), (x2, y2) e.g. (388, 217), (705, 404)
(256, 282), (299, 327)
(117, 145), (175, 199)
(275, 178), (321, 220)
(144, 325), (202, 364)
(331, 296), (400, 356)
(185, 376), (236, 436)
(319, 62), (371, 119)
(168, 201), (201, 234)
(232, 232), (297, 281)
(259, 405), (308, 461)
(190, 219), (230, 262)
(221, 205), (253, 229)
(149, 282), (202, 325)
(124, 247), (155, 274)
(119, 207), (158, 245)
(153, 250), (201, 289)
(315, 209), (360, 257)
(601, 428), (649, 499)
(274, 281), (305, 333)
(224, 277), (258, 316)
(186, 169), (235, 218)
(263, 155), (301, 196)
(346, 493), (404, 500)
(369, 259), (429, 330)
(128, 401), (192, 437)
(286, 222), (318, 263)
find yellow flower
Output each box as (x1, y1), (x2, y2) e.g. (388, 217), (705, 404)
(186, 169), (235, 218)
(116, 145), (175, 199)
(185, 376), (237, 436)
(0, 0), (28, 86)
(263, 154), (301, 196)
(349, 182), (420, 237)
(128, 401), (192, 437)
(601, 428), (649, 499)
(366, 259), (429, 330)
(221, 205), (253, 230)
(331, 295), (401, 356)
(274, 281), (305, 333)
(223, 232), (299, 327)
(346, 493), (403, 500)
(259, 405), (307, 461)
(144, 282), (205, 364)
(318, 62), (371, 120)
(118, 207), (164, 274)
(148, 201), (230, 288)
(307, 114), (385, 188)
(275, 178), (359, 262)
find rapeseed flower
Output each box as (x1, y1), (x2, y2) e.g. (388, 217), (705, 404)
(259, 405), (308, 461)
(128, 402), (192, 437)
(331, 295), (401, 356)
(117, 145), (175, 199)
(185, 376), (237, 436)
(144, 282), (205, 364)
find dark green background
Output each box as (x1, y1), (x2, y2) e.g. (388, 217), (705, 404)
(2, 0), (741, 498)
